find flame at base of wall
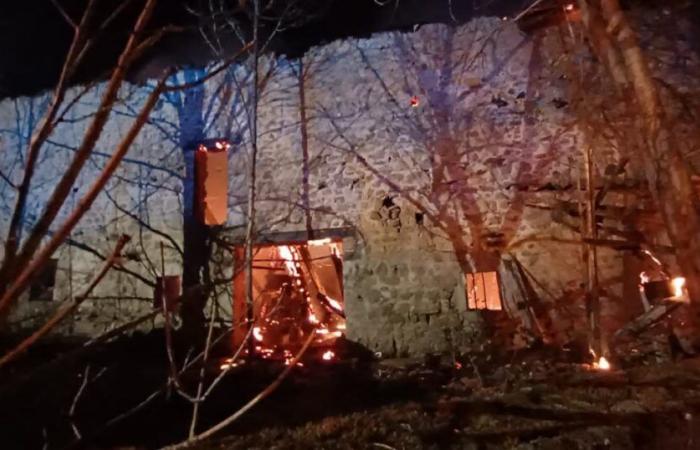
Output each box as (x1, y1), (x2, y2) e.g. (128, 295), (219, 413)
(593, 356), (611, 371)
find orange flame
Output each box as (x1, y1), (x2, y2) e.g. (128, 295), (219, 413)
(595, 356), (611, 371)
(672, 277), (686, 298)
(322, 350), (335, 361)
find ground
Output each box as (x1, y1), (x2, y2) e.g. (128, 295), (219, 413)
(1, 332), (699, 449)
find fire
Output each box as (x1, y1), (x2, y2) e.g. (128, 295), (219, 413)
(594, 356), (611, 371)
(234, 241), (347, 365)
(278, 245), (300, 278)
(564, 3), (575, 12)
(214, 140), (230, 150)
(253, 326), (263, 342)
(326, 296), (344, 312)
(672, 277), (686, 298)
(639, 271), (650, 284)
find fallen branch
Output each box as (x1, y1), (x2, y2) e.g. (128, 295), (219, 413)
(69, 364), (107, 439)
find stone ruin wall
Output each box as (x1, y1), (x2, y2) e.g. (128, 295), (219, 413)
(1, 13), (698, 356)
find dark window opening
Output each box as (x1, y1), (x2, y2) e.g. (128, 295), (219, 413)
(29, 259), (58, 302)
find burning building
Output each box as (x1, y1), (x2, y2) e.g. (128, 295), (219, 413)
(1, 10), (699, 360)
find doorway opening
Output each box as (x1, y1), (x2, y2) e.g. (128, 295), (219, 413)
(232, 238), (345, 363)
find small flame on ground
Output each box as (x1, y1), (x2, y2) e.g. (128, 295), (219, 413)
(594, 356), (611, 371)
(322, 350), (335, 361)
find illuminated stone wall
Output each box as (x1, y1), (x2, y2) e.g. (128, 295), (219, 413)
(1, 13), (698, 356)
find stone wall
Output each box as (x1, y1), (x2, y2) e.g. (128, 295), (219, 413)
(1, 14), (698, 355)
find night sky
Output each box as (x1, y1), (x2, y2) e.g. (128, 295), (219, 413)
(0, 0), (695, 99)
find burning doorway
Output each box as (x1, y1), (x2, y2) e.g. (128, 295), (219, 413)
(232, 238), (345, 362)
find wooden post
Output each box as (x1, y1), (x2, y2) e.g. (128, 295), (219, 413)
(582, 146), (603, 356)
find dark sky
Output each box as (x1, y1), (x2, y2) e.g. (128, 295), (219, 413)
(0, 0), (543, 98)
(0, 0), (694, 99)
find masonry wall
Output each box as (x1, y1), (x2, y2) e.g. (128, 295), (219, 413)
(1, 14), (698, 356)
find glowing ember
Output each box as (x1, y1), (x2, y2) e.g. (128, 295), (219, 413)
(219, 358), (244, 370)
(564, 3), (575, 12)
(639, 271), (650, 284)
(308, 312), (319, 324)
(410, 95), (420, 107)
(322, 350), (335, 361)
(672, 277), (686, 298)
(253, 326), (263, 342)
(594, 356), (611, 371)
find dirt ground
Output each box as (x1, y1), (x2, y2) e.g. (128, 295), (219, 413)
(1, 332), (700, 450)
(198, 358), (700, 450)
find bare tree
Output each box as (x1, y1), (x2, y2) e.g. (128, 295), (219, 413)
(576, 0), (700, 334)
